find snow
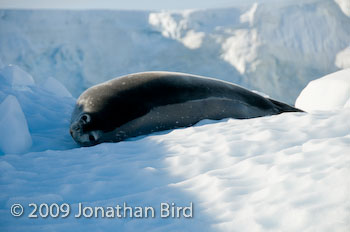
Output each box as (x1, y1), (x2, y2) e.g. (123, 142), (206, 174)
(295, 69), (350, 112)
(335, 46), (350, 69)
(0, 58), (349, 232)
(0, 0), (349, 103)
(0, 95), (32, 154)
(0, 65), (76, 153)
(221, 29), (260, 74)
(334, 0), (350, 17)
(240, 3), (258, 26)
(0, 1), (350, 231)
(149, 10), (205, 50)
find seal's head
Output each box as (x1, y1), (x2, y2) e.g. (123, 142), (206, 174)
(70, 111), (102, 147)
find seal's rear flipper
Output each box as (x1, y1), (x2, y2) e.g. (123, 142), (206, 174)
(269, 98), (304, 113)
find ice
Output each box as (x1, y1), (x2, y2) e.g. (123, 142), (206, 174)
(0, 58), (4, 68)
(41, 76), (73, 98)
(295, 69), (350, 111)
(0, 95), (32, 154)
(0, 0), (349, 103)
(0, 64), (35, 87)
(0, 66), (77, 153)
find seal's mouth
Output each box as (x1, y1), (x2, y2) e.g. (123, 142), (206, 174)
(69, 122), (102, 147)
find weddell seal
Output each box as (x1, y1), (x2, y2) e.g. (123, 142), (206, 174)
(70, 72), (302, 146)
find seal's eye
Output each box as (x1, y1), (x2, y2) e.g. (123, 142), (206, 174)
(89, 134), (95, 142)
(80, 114), (91, 124)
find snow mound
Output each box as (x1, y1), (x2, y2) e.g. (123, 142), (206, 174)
(0, 95), (32, 154)
(295, 69), (350, 111)
(335, 0), (350, 17)
(41, 76), (73, 98)
(0, 64), (35, 87)
(335, 46), (350, 69)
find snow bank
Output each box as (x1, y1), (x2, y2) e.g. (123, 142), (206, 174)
(295, 69), (350, 111)
(0, 95), (32, 154)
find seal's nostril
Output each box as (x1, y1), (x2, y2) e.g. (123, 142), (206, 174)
(70, 129), (73, 136)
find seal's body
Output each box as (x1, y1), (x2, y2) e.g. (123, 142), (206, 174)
(70, 72), (302, 146)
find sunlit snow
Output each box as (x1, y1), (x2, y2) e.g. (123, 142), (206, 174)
(295, 68), (350, 112)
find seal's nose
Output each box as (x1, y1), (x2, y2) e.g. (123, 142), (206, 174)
(70, 128), (73, 137)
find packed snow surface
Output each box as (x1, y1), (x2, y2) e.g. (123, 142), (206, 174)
(295, 68), (350, 111)
(0, 64), (349, 232)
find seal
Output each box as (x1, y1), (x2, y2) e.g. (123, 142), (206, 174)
(70, 71), (302, 146)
